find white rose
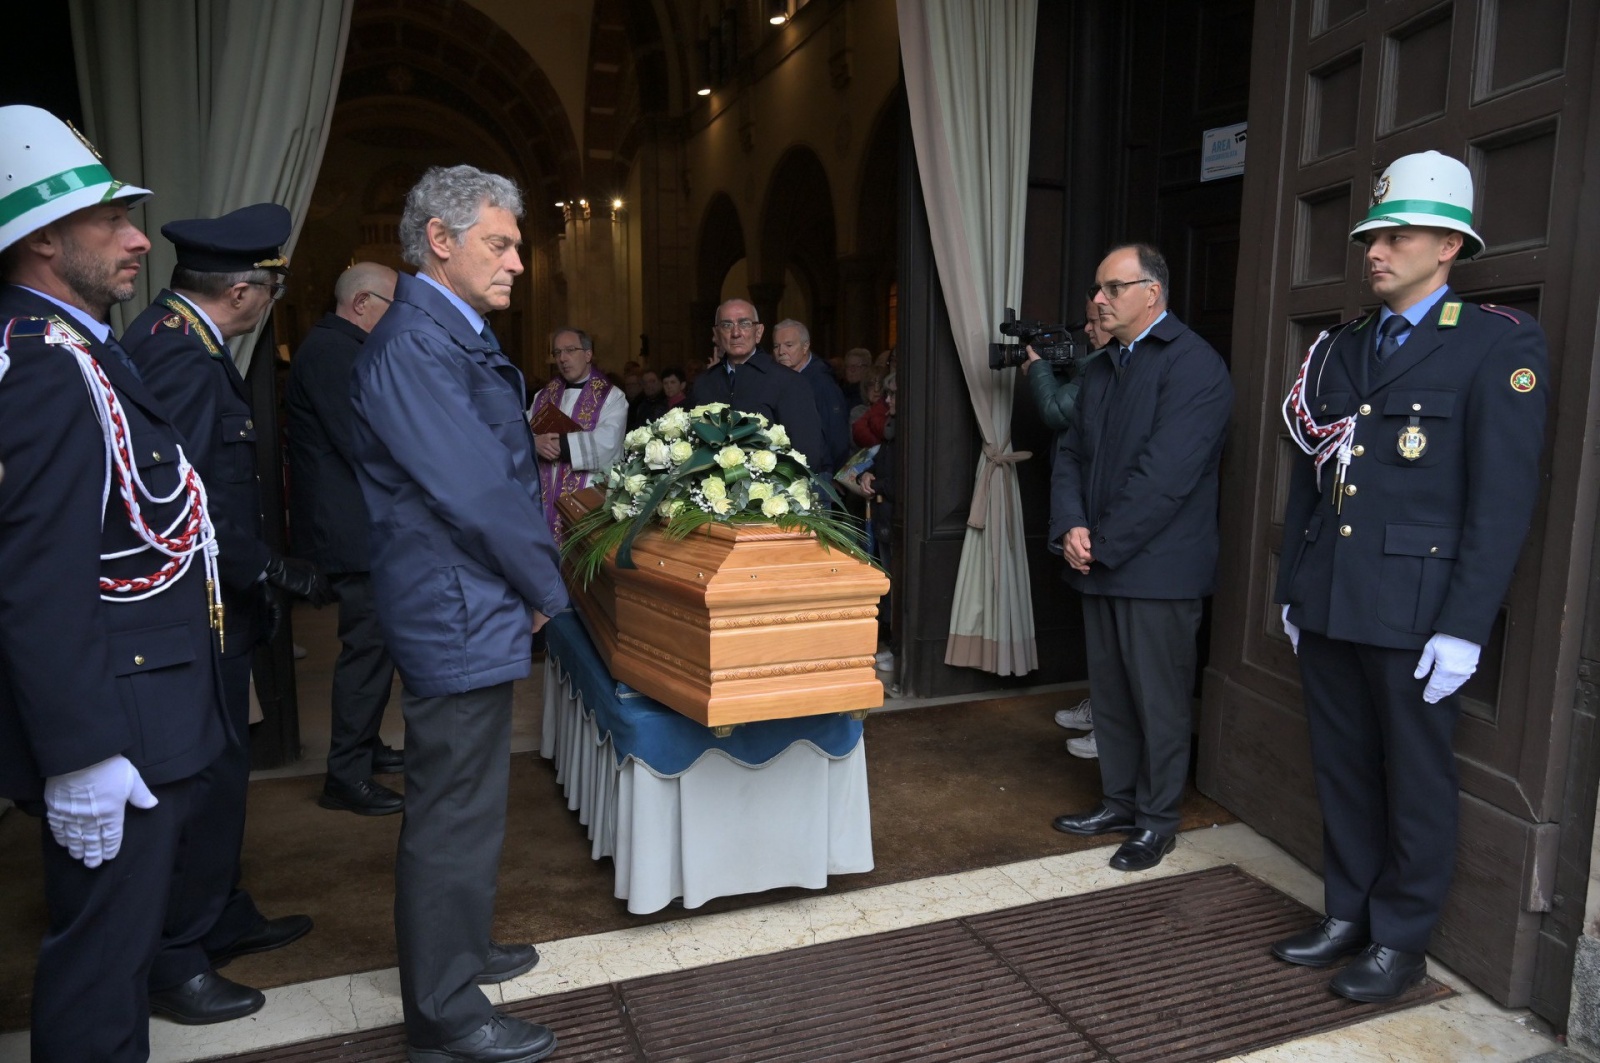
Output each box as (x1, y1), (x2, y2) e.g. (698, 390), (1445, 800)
(702, 476), (728, 501)
(709, 496), (733, 515)
(790, 448), (809, 468)
(689, 402), (728, 418)
(624, 427), (652, 450)
(761, 495), (790, 518)
(715, 445), (745, 469)
(668, 439), (694, 464)
(787, 480), (811, 506)
(747, 482), (773, 502)
(766, 425), (791, 449)
(750, 450), (777, 474)
(610, 502), (632, 522)
(624, 473), (649, 497)
(644, 439), (672, 470)
(658, 498), (684, 519)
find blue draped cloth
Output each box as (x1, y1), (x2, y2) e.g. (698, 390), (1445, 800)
(544, 611), (864, 777)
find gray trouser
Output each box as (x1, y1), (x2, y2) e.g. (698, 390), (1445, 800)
(1081, 594), (1202, 835)
(395, 681), (513, 1046)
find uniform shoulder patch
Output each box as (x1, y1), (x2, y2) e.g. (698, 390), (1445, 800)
(157, 312), (188, 332)
(1437, 301), (1462, 327)
(1510, 368), (1537, 393)
(1479, 303), (1524, 325)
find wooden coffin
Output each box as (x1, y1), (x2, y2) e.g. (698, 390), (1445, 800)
(556, 488), (890, 727)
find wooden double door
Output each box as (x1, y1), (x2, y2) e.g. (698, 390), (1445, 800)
(1198, 0), (1600, 1022)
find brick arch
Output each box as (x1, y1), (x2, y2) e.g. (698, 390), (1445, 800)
(339, 0), (582, 225)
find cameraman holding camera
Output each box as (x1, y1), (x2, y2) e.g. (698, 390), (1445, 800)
(1021, 296), (1108, 431)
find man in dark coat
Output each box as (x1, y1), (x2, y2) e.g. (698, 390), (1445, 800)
(286, 261), (406, 816)
(690, 298), (826, 475)
(1048, 243), (1233, 873)
(122, 203), (324, 1024)
(1271, 151), (1550, 1002)
(771, 317), (851, 481)
(0, 104), (226, 1061)
(351, 165), (566, 1063)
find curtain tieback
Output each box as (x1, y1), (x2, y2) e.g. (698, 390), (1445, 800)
(967, 444), (1031, 529)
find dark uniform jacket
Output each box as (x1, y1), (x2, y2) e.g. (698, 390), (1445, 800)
(1275, 290), (1549, 650)
(0, 286), (225, 799)
(1048, 313), (1233, 599)
(122, 290), (268, 657)
(286, 313), (372, 573)
(351, 273), (568, 698)
(798, 354), (851, 478)
(690, 349), (826, 476)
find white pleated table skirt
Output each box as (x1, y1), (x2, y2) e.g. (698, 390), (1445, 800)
(538, 658), (875, 914)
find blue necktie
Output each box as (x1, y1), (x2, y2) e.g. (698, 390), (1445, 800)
(479, 323), (501, 352)
(1374, 314), (1409, 365)
(1117, 345), (1132, 369)
(104, 335), (142, 382)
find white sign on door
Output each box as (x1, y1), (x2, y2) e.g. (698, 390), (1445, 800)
(1201, 122), (1247, 181)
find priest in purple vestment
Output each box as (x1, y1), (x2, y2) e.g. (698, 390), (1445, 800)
(530, 327), (628, 544)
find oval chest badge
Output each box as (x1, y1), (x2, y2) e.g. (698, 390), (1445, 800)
(1397, 423), (1428, 460)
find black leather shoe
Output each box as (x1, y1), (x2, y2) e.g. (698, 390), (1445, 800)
(1052, 802), (1137, 836)
(408, 1014), (558, 1063)
(319, 776), (403, 816)
(1271, 915), (1370, 967)
(1330, 943), (1427, 1002)
(475, 942), (541, 984)
(150, 970), (265, 1025)
(373, 744), (405, 774)
(209, 913), (314, 968)
(1108, 829), (1176, 871)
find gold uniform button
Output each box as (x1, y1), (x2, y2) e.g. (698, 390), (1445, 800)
(1429, 546), (1439, 554)
(1359, 403), (1372, 416)
(1339, 525), (1352, 537)
(1318, 403), (1327, 412)
(1344, 484), (1357, 496)
(133, 655), (145, 666)
(1352, 445), (1365, 457)
(245, 419), (254, 430)
(151, 451), (162, 461)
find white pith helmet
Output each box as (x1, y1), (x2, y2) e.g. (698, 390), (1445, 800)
(0, 105), (151, 254)
(1350, 150), (1484, 259)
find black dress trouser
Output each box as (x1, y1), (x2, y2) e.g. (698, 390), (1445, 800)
(326, 572), (397, 784)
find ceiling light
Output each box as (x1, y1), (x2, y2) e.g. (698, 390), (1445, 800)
(697, 86), (711, 96)
(611, 198), (624, 210)
(767, 0), (787, 24)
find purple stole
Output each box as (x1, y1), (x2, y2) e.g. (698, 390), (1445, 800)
(531, 367), (614, 545)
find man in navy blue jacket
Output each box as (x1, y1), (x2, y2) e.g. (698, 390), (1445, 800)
(771, 317), (851, 480)
(351, 165), (566, 1063)
(1048, 243), (1233, 873)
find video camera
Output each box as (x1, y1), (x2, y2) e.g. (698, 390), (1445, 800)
(989, 307), (1085, 371)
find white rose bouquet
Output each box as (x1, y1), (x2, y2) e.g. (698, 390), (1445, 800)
(562, 402), (869, 583)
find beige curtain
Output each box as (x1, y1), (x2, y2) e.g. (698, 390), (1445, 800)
(899, 0), (1039, 676)
(70, 0), (352, 373)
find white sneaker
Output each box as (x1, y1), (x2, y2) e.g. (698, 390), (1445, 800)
(1066, 731), (1098, 759)
(1054, 698), (1093, 731)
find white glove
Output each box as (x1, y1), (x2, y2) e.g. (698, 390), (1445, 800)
(1414, 633), (1481, 704)
(1281, 604), (1299, 654)
(43, 755), (158, 868)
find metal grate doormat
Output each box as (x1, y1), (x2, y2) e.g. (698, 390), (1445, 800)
(209, 865), (1450, 1062)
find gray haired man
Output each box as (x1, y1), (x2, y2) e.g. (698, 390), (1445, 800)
(350, 165), (567, 1063)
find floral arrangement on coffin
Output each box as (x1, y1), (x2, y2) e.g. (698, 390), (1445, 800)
(562, 402), (871, 584)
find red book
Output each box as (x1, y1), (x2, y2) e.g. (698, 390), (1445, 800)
(529, 403), (582, 435)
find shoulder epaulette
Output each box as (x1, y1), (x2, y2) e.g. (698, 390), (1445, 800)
(157, 294), (223, 356)
(1478, 303), (1525, 325)
(1347, 309), (1380, 333)
(3, 315), (51, 340)
(153, 312), (190, 335)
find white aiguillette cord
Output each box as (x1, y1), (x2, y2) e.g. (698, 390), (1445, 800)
(1281, 326), (1358, 492)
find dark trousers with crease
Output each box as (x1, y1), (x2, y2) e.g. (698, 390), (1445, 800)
(325, 573), (396, 784)
(395, 681), (514, 1046)
(1081, 594), (1202, 836)
(1298, 630), (1460, 953)
(149, 650), (264, 989)
(31, 775), (196, 1062)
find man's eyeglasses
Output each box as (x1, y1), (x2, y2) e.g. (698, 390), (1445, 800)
(1088, 278), (1154, 300)
(248, 279), (288, 302)
(552, 345), (585, 356)
(361, 291), (391, 305)
(715, 318), (757, 333)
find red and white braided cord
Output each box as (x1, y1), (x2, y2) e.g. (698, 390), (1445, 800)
(1280, 327), (1355, 490)
(15, 319), (222, 609)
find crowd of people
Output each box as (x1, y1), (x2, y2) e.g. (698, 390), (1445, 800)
(0, 89), (1551, 1063)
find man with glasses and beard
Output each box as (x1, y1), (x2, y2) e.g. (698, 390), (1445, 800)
(1048, 243), (1233, 874)
(123, 204), (326, 1025)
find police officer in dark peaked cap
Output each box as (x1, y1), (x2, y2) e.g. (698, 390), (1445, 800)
(1272, 151), (1549, 1002)
(122, 203), (328, 1024)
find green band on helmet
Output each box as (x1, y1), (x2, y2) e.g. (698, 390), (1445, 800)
(0, 164), (114, 229)
(1361, 198), (1474, 226)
